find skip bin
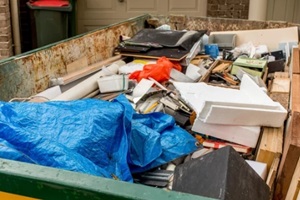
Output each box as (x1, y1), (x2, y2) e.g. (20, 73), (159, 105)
(27, 1), (72, 47)
(0, 14), (299, 199)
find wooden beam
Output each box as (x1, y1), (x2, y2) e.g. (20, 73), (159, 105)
(266, 157), (280, 189)
(269, 72), (290, 110)
(271, 78), (290, 93)
(275, 73), (300, 199)
(286, 158), (300, 200)
(256, 127), (283, 172)
(275, 112), (300, 200)
(199, 60), (232, 82)
(293, 48), (300, 74)
(292, 74), (300, 112)
(270, 93), (289, 110)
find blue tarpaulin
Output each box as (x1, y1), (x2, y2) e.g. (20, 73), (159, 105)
(0, 95), (197, 181)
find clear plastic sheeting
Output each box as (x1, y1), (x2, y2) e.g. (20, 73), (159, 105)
(0, 95), (197, 182)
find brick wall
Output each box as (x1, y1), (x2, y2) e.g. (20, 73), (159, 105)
(0, 0), (12, 59)
(207, 0), (249, 19)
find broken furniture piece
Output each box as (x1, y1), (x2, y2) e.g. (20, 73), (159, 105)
(173, 146), (270, 200)
(115, 29), (207, 61)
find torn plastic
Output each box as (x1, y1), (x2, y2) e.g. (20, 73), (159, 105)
(129, 57), (182, 82)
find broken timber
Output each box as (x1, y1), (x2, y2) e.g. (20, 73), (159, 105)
(269, 72), (290, 110)
(256, 127), (283, 173)
(275, 59), (300, 200)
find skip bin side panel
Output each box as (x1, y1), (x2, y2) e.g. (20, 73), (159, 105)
(0, 158), (215, 200)
(0, 15), (149, 101)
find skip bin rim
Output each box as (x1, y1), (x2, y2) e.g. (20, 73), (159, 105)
(0, 158), (215, 200)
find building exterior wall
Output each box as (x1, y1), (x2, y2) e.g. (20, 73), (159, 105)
(207, 0), (249, 19)
(0, 0), (12, 60)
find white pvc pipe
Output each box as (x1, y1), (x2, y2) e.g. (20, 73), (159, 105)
(248, 0), (268, 21)
(10, 0), (22, 54)
(53, 60), (125, 101)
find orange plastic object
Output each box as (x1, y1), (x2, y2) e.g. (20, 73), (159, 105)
(129, 57), (182, 82)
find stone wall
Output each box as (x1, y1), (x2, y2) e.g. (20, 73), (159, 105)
(0, 0), (12, 59)
(207, 0), (249, 19)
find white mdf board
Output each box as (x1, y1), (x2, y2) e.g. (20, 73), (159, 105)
(201, 104), (286, 127)
(192, 119), (260, 148)
(174, 74), (287, 127)
(174, 75), (281, 113)
(210, 27), (299, 51)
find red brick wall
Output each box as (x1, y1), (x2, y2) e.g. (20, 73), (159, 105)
(207, 0), (249, 19)
(0, 0), (13, 59)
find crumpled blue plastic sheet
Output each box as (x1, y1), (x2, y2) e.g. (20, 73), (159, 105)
(0, 95), (197, 182)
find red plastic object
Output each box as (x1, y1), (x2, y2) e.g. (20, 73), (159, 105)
(29, 0), (69, 7)
(129, 57), (182, 83)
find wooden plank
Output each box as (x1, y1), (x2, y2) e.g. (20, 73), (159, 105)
(291, 111), (300, 147)
(293, 179), (300, 200)
(274, 72), (289, 79)
(293, 48), (300, 74)
(275, 111), (300, 200)
(270, 93), (289, 110)
(275, 145), (300, 200)
(266, 157), (280, 189)
(286, 158), (300, 200)
(269, 72), (290, 110)
(199, 60), (219, 82)
(199, 60), (232, 83)
(256, 127), (283, 172)
(271, 78), (291, 93)
(262, 67), (268, 83)
(292, 74), (300, 112)
(212, 63), (230, 73)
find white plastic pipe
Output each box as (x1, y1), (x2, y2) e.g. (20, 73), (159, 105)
(52, 60), (125, 101)
(248, 0), (268, 21)
(10, 0), (22, 54)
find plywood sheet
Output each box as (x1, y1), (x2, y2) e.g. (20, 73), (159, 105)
(192, 119), (260, 148)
